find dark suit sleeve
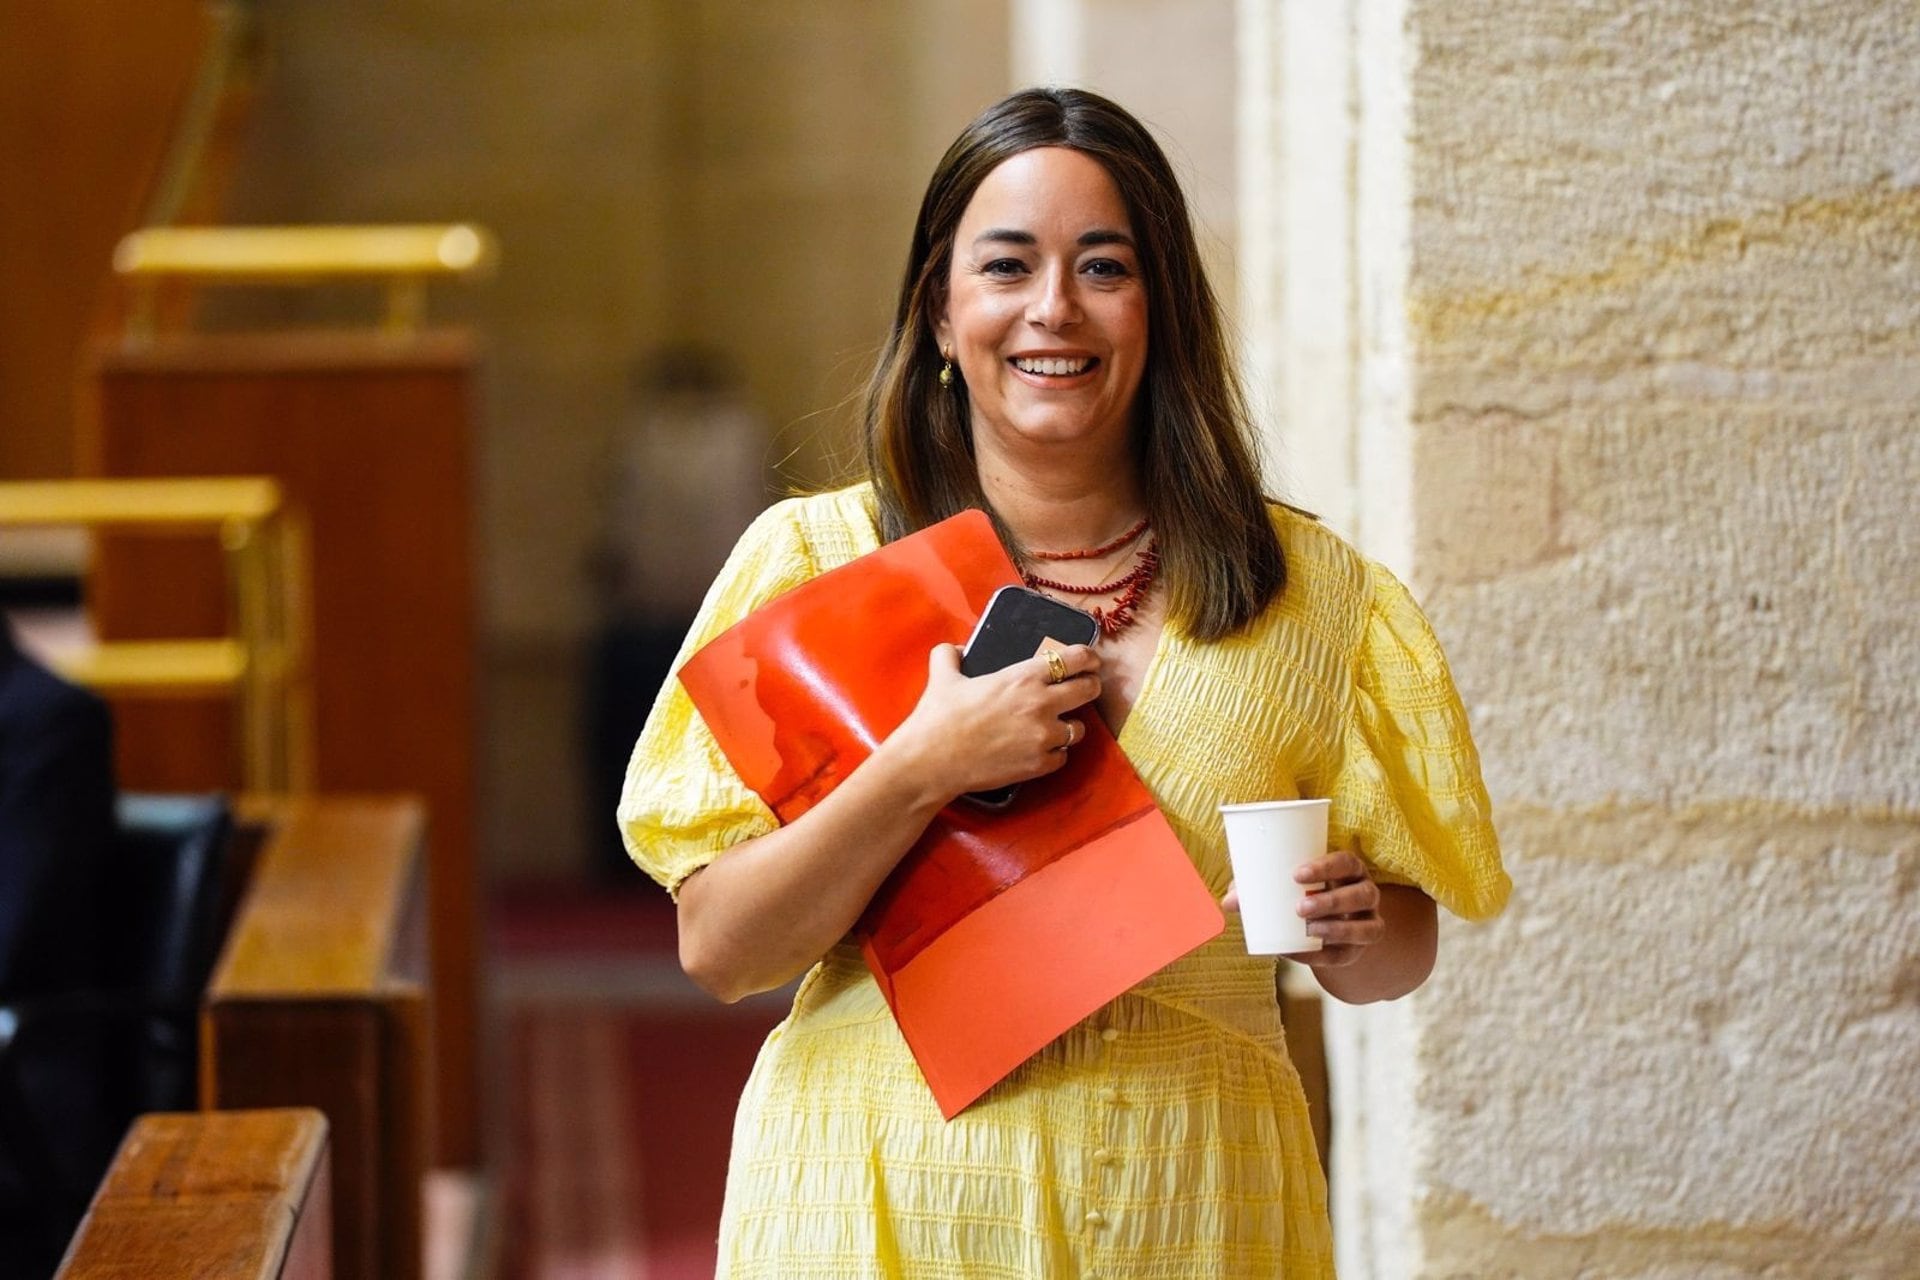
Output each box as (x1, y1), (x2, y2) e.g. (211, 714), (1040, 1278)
(0, 665), (116, 996)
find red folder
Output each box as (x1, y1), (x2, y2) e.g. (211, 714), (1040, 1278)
(678, 509), (1223, 1117)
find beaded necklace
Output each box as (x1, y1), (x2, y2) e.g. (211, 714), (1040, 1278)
(1019, 516), (1160, 638)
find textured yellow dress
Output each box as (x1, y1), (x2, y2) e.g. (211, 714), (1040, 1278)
(620, 485), (1509, 1279)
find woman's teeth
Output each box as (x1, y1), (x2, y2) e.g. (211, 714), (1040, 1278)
(1012, 356), (1092, 376)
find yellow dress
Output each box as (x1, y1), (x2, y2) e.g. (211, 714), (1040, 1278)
(620, 484), (1509, 1279)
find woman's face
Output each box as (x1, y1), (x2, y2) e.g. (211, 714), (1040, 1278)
(934, 147), (1148, 464)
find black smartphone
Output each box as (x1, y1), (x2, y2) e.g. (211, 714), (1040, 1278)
(958, 585), (1100, 808)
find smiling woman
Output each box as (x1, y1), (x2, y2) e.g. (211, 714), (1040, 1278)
(935, 147), (1149, 469)
(619, 86), (1508, 1279)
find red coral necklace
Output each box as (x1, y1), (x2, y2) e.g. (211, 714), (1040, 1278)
(1020, 516), (1160, 638)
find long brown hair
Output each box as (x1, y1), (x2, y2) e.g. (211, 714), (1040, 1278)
(861, 87), (1284, 640)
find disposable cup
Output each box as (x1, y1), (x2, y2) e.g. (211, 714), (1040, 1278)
(1219, 798), (1329, 955)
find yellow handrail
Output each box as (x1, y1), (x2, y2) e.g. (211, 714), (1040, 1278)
(56, 640), (248, 693)
(139, 0), (260, 230)
(0, 477), (313, 794)
(113, 223), (499, 336)
(114, 224), (498, 279)
(0, 477), (281, 527)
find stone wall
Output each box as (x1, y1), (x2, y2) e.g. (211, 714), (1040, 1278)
(1246, 0), (1920, 1273)
(1411, 2), (1920, 1271)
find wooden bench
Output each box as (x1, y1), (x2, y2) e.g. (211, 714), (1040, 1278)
(201, 795), (432, 1280)
(56, 1108), (332, 1280)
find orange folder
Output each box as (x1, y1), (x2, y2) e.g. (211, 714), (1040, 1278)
(678, 509), (1223, 1117)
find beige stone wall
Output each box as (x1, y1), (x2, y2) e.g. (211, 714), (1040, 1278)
(1248, 0), (1920, 1274)
(223, 1), (1008, 876)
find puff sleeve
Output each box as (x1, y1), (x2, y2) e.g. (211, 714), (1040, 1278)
(1326, 560), (1510, 921)
(617, 499), (820, 896)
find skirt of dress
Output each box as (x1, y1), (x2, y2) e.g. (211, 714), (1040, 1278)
(714, 941), (1334, 1280)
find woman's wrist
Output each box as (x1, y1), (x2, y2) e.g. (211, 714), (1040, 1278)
(865, 723), (966, 819)
(1309, 884), (1437, 1004)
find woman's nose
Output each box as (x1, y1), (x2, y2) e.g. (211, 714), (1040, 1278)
(1026, 264), (1081, 330)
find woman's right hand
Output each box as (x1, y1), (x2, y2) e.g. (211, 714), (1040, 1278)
(885, 641), (1103, 801)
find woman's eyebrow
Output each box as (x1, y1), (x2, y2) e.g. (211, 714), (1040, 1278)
(969, 228), (1137, 248)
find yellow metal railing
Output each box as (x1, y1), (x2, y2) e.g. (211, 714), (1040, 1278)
(0, 477), (313, 793)
(114, 222), (499, 337)
(139, 0), (261, 231)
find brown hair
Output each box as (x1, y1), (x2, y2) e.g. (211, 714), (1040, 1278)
(861, 86), (1285, 640)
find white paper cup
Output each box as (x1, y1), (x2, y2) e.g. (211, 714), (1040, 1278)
(1219, 798), (1329, 955)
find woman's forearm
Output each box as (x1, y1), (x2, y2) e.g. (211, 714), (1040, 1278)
(670, 642), (1103, 1004)
(1312, 884), (1438, 1004)
(673, 732), (955, 1003)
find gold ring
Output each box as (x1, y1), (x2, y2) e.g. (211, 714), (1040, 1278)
(1043, 649), (1068, 684)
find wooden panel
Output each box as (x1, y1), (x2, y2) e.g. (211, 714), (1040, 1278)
(0, 2), (206, 478)
(89, 333), (483, 1167)
(211, 797), (424, 996)
(110, 699), (239, 790)
(283, 1145), (336, 1280)
(206, 1004), (389, 1280)
(379, 989), (433, 1280)
(204, 796), (433, 1280)
(57, 1108), (332, 1280)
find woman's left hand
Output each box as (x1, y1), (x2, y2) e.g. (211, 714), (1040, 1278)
(1220, 837), (1438, 1002)
(1286, 839), (1383, 970)
(1218, 837), (1382, 969)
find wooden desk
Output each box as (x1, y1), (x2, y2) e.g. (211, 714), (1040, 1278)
(86, 329), (484, 1167)
(57, 1108), (332, 1280)
(202, 796), (431, 1280)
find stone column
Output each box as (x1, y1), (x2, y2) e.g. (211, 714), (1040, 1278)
(1241, 1), (1920, 1275)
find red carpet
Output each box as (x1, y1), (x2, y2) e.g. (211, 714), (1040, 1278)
(489, 882), (684, 957)
(493, 887), (783, 1279)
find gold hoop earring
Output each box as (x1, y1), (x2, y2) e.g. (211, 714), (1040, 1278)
(938, 345), (955, 389)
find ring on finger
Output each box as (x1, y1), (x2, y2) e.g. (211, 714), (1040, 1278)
(1043, 648), (1068, 685)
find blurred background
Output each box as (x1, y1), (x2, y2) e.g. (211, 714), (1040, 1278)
(3, 1), (1916, 1278)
